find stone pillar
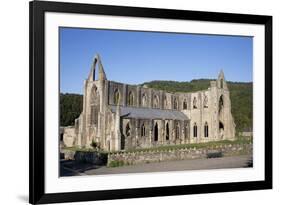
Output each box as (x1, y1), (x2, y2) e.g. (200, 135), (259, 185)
(136, 86), (140, 108)
(97, 113), (102, 144)
(99, 80), (105, 113)
(171, 120), (175, 143)
(113, 104), (121, 151)
(80, 81), (86, 147)
(160, 120), (165, 144)
(160, 91), (164, 109)
(198, 92), (202, 142)
(149, 119), (153, 147)
(77, 117), (82, 147)
(180, 120), (185, 144)
(122, 84), (127, 106)
(98, 80), (106, 149)
(149, 89), (153, 108)
(210, 81), (218, 140)
(186, 120), (190, 144)
(104, 80), (109, 106)
(135, 119), (139, 147)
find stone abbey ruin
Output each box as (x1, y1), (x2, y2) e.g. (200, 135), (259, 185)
(62, 54), (236, 152)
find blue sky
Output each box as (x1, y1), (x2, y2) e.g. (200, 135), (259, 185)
(60, 27), (253, 94)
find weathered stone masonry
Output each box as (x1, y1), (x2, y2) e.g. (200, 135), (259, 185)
(62, 54), (236, 151)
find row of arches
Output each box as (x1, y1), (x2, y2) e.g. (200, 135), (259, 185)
(113, 89), (213, 110)
(193, 95), (208, 109)
(124, 121), (186, 141)
(193, 122), (209, 138)
(111, 88), (227, 112)
(121, 121), (224, 150)
(192, 121), (224, 138)
(112, 90), (227, 113)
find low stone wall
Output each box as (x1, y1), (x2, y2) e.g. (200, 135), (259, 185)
(108, 143), (252, 166)
(240, 132), (253, 137)
(61, 149), (76, 160)
(61, 149), (107, 165)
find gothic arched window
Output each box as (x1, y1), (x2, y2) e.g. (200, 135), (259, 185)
(204, 122), (209, 137)
(220, 78), (224, 89)
(125, 122), (131, 137)
(164, 96), (168, 109)
(183, 99), (187, 110)
(92, 86), (97, 96)
(128, 91), (134, 106)
(141, 123), (146, 137)
(142, 93), (147, 107)
(114, 89), (120, 105)
(173, 98), (178, 110)
(204, 95), (208, 108)
(153, 95), (159, 108)
(193, 123), (197, 138)
(154, 123), (158, 141)
(193, 97), (197, 109)
(219, 95), (224, 113)
(91, 86), (99, 105)
(165, 122), (169, 140)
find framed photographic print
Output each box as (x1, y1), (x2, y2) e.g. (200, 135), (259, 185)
(29, 0), (272, 204)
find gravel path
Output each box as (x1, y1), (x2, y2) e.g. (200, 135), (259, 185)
(80, 155), (252, 175)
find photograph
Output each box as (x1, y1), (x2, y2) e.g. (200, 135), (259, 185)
(0, 0), (277, 204)
(59, 27), (253, 177)
(29, 1), (272, 203)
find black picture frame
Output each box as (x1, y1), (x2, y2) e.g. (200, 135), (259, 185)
(29, 0), (272, 204)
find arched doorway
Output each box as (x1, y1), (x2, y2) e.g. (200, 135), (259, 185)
(154, 123), (158, 141)
(165, 122), (169, 140)
(125, 123), (131, 137)
(219, 121), (224, 139)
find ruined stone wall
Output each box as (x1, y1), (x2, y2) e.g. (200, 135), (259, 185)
(76, 76), (235, 151)
(62, 54), (236, 152)
(108, 143), (252, 166)
(63, 126), (77, 147)
(108, 81), (188, 110)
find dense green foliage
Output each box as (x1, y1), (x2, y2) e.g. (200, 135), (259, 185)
(227, 82), (253, 132)
(60, 79), (252, 133)
(144, 79), (253, 132)
(142, 79), (212, 93)
(60, 93), (83, 126)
